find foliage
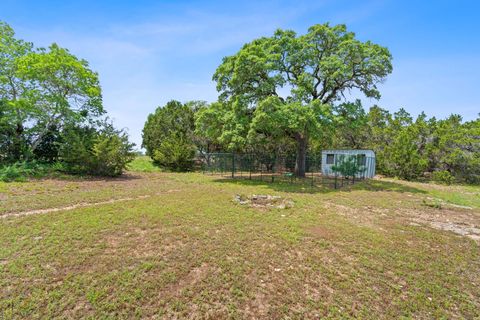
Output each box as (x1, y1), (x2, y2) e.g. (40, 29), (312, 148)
(90, 130), (136, 176)
(384, 126), (428, 180)
(0, 21), (135, 178)
(59, 123), (135, 176)
(432, 170), (455, 185)
(0, 22), (104, 162)
(152, 136), (196, 171)
(359, 106), (480, 183)
(16, 43), (103, 156)
(331, 155), (366, 179)
(0, 161), (61, 182)
(142, 100), (197, 171)
(0, 22), (34, 162)
(201, 23), (392, 176)
(332, 99), (368, 148)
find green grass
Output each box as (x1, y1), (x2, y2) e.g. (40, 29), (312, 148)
(0, 172), (479, 318)
(127, 156), (162, 173)
(388, 179), (480, 208)
(0, 161), (65, 182)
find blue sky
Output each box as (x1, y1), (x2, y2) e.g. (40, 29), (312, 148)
(1, 0), (479, 148)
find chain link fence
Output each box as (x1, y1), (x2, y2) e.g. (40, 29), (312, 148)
(199, 152), (375, 189)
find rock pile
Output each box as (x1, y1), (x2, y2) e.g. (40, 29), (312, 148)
(233, 194), (294, 209)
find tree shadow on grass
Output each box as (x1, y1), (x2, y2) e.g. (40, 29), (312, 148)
(212, 177), (426, 195)
(31, 172), (145, 183)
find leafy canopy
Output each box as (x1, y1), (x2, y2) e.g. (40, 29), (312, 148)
(142, 100), (197, 171)
(199, 23), (392, 176)
(214, 23), (393, 105)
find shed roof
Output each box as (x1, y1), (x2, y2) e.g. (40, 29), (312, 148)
(321, 149), (375, 156)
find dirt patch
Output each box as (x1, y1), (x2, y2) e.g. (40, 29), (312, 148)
(154, 262), (210, 300)
(400, 206), (480, 242)
(325, 200), (480, 242)
(308, 226), (336, 240)
(1, 189), (181, 219)
(323, 202), (388, 228)
(173, 263), (210, 295)
(234, 194), (294, 210)
(102, 227), (185, 259)
(430, 222), (480, 240)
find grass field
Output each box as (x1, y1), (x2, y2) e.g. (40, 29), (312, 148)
(1, 161), (479, 318)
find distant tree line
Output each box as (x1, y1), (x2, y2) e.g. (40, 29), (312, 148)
(329, 102), (480, 183)
(143, 99), (479, 183)
(0, 21), (134, 179)
(142, 23), (479, 184)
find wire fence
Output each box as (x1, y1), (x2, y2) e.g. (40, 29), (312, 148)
(199, 152), (376, 189)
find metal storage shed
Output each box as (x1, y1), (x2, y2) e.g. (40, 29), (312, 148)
(321, 149), (376, 178)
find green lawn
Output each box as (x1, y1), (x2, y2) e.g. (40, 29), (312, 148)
(1, 170), (479, 318)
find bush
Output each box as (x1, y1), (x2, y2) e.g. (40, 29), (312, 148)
(0, 161), (57, 182)
(152, 136), (196, 171)
(0, 163), (29, 182)
(432, 170), (455, 185)
(142, 100), (196, 171)
(331, 155), (366, 179)
(89, 132), (136, 176)
(59, 124), (135, 176)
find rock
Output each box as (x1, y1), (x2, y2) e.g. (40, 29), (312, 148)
(233, 194), (294, 210)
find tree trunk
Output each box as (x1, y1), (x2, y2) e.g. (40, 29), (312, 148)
(14, 121), (25, 160)
(295, 134), (307, 178)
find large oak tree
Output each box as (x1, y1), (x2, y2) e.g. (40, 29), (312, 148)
(208, 23), (393, 176)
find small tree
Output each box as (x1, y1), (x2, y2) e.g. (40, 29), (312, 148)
(142, 100), (197, 171)
(152, 136), (196, 171)
(59, 123), (135, 176)
(331, 155), (366, 179)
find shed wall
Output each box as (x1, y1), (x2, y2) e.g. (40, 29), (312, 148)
(321, 150), (376, 178)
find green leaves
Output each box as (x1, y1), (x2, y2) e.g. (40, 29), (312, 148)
(59, 123), (135, 176)
(207, 23), (393, 176)
(1, 21), (135, 176)
(16, 43), (103, 122)
(1, 21), (106, 163)
(249, 97), (332, 141)
(142, 100), (197, 171)
(331, 155), (366, 178)
(214, 22), (392, 105)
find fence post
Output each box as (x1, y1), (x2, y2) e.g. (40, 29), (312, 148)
(232, 153), (235, 178)
(271, 154), (276, 183)
(334, 172), (338, 189)
(249, 154), (252, 180)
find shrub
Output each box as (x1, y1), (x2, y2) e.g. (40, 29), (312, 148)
(331, 155), (366, 179)
(0, 161), (56, 182)
(0, 163), (29, 182)
(432, 170), (455, 185)
(89, 132), (136, 176)
(142, 100), (196, 171)
(59, 124), (135, 176)
(152, 136), (196, 171)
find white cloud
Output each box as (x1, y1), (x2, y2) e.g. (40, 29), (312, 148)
(9, 0), (478, 150)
